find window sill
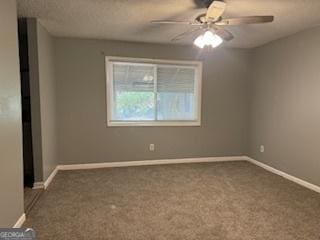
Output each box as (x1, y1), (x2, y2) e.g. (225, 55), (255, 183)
(107, 121), (201, 127)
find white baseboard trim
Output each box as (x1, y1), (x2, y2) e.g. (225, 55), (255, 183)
(32, 157), (245, 189)
(13, 213), (26, 228)
(32, 182), (45, 189)
(57, 156), (247, 171)
(246, 157), (320, 194)
(43, 167), (59, 189)
(32, 166), (59, 190)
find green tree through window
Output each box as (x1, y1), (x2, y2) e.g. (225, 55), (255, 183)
(115, 91), (154, 120)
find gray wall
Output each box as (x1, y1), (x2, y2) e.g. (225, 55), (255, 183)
(28, 19), (58, 181)
(55, 38), (251, 164)
(36, 21), (58, 180)
(0, 0), (24, 227)
(249, 26), (320, 186)
(27, 18), (43, 182)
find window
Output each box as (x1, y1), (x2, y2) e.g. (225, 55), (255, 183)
(106, 56), (202, 126)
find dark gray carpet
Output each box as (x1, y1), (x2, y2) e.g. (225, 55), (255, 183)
(24, 161), (320, 240)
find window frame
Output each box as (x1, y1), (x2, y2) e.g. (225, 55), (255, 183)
(106, 56), (202, 127)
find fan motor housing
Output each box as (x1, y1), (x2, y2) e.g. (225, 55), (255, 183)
(203, 0), (215, 8)
(194, 0), (216, 8)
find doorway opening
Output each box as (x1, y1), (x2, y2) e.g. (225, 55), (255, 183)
(18, 18), (34, 188)
(18, 18), (43, 214)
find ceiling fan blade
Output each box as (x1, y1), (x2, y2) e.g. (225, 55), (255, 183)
(206, 1), (226, 21)
(171, 27), (203, 41)
(215, 16), (274, 26)
(215, 28), (233, 41)
(151, 20), (201, 26)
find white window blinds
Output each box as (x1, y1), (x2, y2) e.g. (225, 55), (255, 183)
(157, 66), (195, 93)
(156, 66), (196, 120)
(113, 64), (155, 92)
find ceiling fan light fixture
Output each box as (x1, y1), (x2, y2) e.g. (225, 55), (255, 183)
(193, 30), (223, 49)
(194, 34), (205, 48)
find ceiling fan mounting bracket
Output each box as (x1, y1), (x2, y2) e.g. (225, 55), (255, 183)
(196, 13), (222, 24)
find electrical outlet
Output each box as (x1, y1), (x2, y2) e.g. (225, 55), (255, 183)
(149, 144), (155, 151)
(260, 145), (265, 153)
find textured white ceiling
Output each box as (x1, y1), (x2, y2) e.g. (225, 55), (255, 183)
(17, 0), (320, 48)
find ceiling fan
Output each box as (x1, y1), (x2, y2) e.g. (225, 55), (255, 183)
(151, 0), (274, 48)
